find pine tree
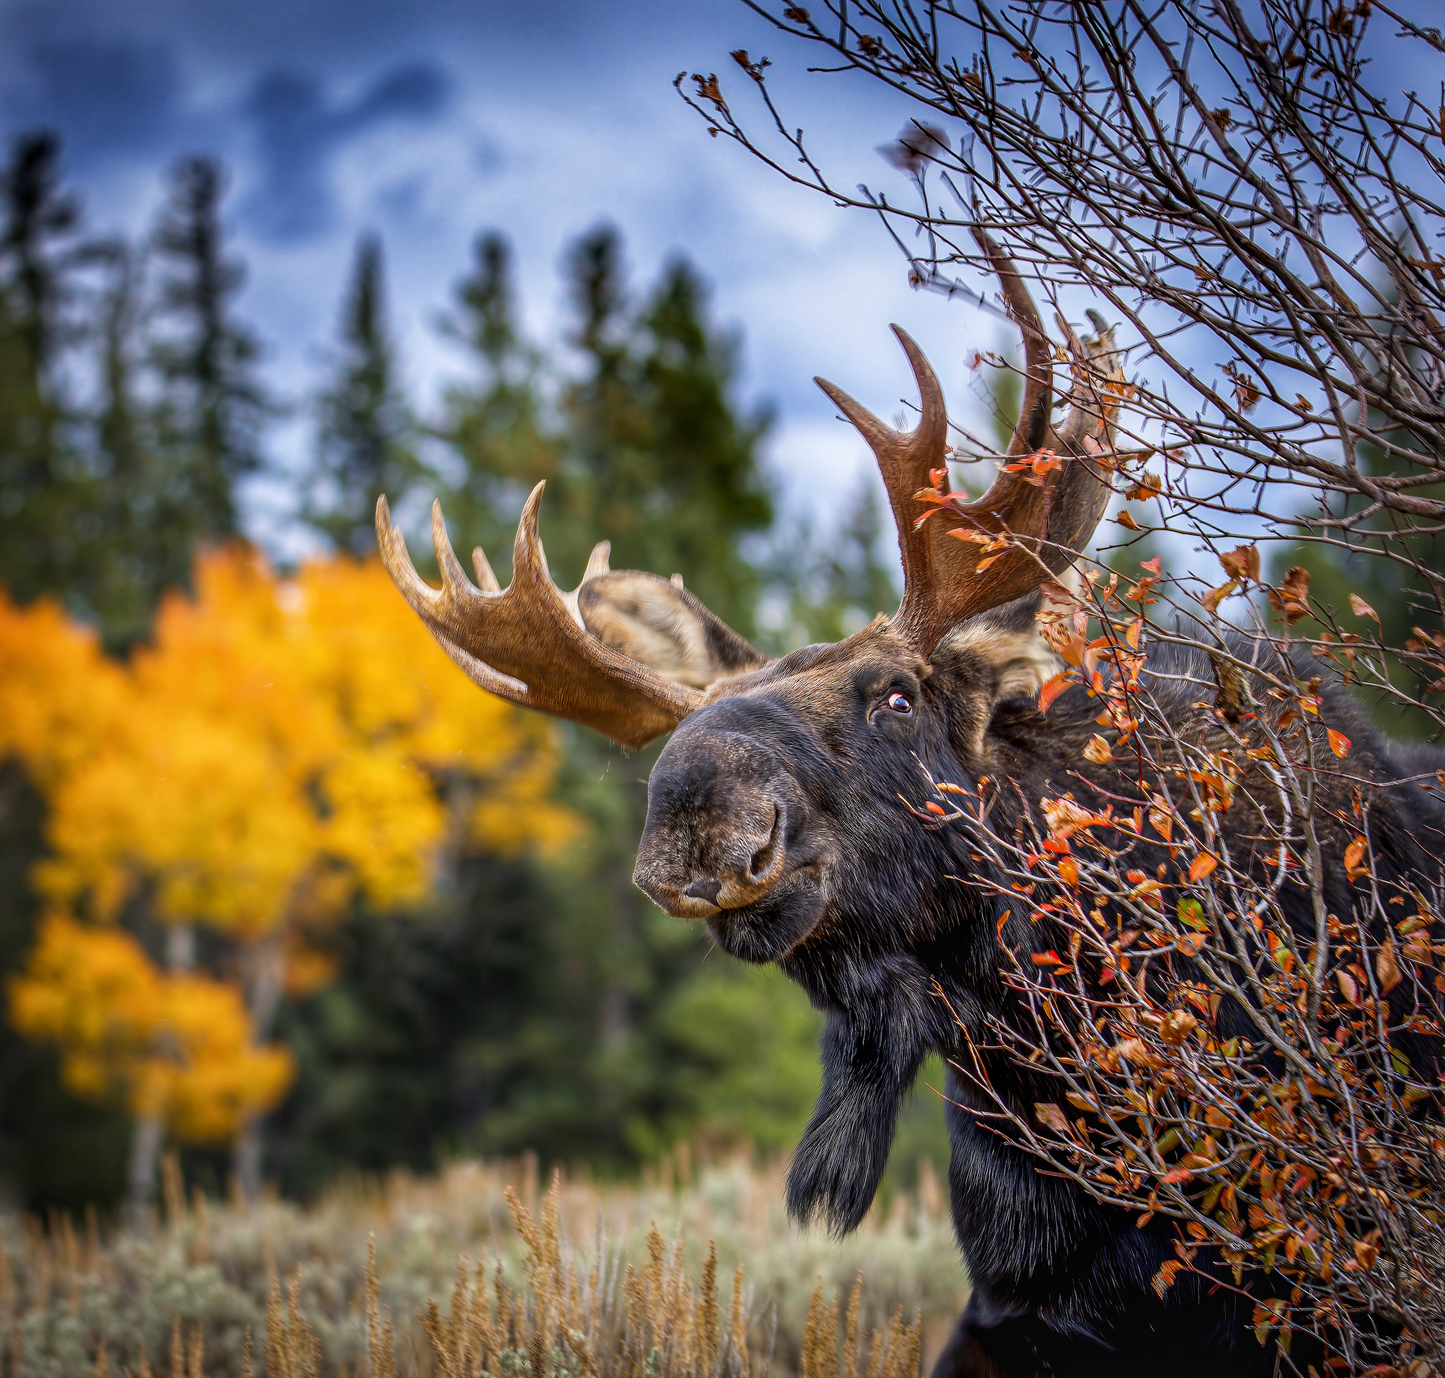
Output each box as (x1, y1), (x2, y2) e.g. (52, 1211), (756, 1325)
(338, 225), (798, 1173)
(0, 131), (86, 604)
(538, 228), (775, 617)
(149, 156), (268, 541)
(77, 240), (181, 648)
(435, 231), (562, 565)
(308, 234), (424, 555)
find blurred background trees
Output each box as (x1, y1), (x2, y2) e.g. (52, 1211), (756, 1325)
(0, 130), (922, 1215)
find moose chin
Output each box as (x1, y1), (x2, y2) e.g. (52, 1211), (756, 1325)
(375, 232), (1444, 1377)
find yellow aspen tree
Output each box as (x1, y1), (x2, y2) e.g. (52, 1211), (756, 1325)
(9, 546), (577, 1208)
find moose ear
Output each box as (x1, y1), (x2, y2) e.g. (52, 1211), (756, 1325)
(939, 575), (1081, 702)
(577, 571), (771, 689)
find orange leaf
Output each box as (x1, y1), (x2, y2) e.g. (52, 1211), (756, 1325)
(1037, 672), (1073, 714)
(925, 801), (946, 816)
(1376, 937), (1402, 995)
(1218, 544), (1260, 582)
(1151, 1260), (1184, 1297)
(1083, 734), (1113, 764)
(1267, 566), (1312, 626)
(1348, 593), (1379, 623)
(1326, 727), (1351, 758)
(1031, 950), (1063, 966)
(1058, 856), (1079, 888)
(1343, 835), (1367, 876)
(1115, 510), (1142, 531)
(1201, 580), (1238, 614)
(1034, 1101), (1069, 1133)
(1159, 1010), (1199, 1046)
(1189, 852), (1218, 883)
(1337, 968), (1359, 1005)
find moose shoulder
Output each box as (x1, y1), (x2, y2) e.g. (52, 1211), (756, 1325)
(376, 238), (1444, 1376)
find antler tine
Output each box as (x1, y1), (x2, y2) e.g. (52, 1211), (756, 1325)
(432, 498), (478, 599)
(374, 487), (703, 750)
(376, 494), (445, 615)
(471, 545), (501, 594)
(815, 324), (946, 608)
(583, 541), (612, 581)
(971, 226), (1051, 458)
(819, 244), (1114, 652)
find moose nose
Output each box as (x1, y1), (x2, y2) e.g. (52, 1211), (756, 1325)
(633, 720), (800, 920)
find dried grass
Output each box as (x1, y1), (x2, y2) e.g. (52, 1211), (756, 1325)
(0, 1151), (964, 1375)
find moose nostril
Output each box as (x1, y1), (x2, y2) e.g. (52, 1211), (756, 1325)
(684, 877), (722, 905)
(747, 808), (782, 881)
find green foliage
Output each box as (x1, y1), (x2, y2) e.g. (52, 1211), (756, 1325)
(0, 132), (86, 613)
(148, 155), (269, 541)
(1272, 433), (1444, 741)
(645, 963), (823, 1158)
(0, 138), (271, 649)
(433, 231), (565, 564)
(307, 234), (425, 555)
(438, 227), (774, 631)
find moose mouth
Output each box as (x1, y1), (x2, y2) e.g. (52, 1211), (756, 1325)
(633, 795), (833, 963)
(702, 869), (829, 963)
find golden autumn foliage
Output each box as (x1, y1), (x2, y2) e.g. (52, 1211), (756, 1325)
(0, 592), (127, 789)
(2, 547), (579, 1145)
(8, 912), (293, 1142)
(37, 545), (578, 932)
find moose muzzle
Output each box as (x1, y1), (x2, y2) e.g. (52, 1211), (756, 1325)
(633, 710), (829, 959)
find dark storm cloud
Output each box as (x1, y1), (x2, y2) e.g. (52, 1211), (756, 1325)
(243, 62), (451, 242)
(0, 29), (183, 164)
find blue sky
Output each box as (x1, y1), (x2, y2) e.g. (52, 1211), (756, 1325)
(1, 0), (1019, 562)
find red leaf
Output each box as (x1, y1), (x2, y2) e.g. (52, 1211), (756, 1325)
(1031, 950), (1063, 966)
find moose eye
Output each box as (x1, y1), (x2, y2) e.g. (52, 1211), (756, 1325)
(884, 691), (913, 715)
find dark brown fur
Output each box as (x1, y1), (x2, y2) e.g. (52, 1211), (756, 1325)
(633, 619), (1445, 1377)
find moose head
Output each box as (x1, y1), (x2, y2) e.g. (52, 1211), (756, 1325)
(376, 233), (1120, 969)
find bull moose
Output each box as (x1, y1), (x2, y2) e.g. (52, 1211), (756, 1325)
(375, 242), (1443, 1376)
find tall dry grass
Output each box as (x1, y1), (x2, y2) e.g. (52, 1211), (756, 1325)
(0, 1150), (966, 1376)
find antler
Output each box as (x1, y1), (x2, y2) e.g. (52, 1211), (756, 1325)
(814, 233), (1119, 654)
(375, 485), (703, 751)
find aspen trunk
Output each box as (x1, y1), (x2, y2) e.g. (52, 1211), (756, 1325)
(126, 921), (196, 1226)
(232, 927), (286, 1206)
(126, 1112), (163, 1230)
